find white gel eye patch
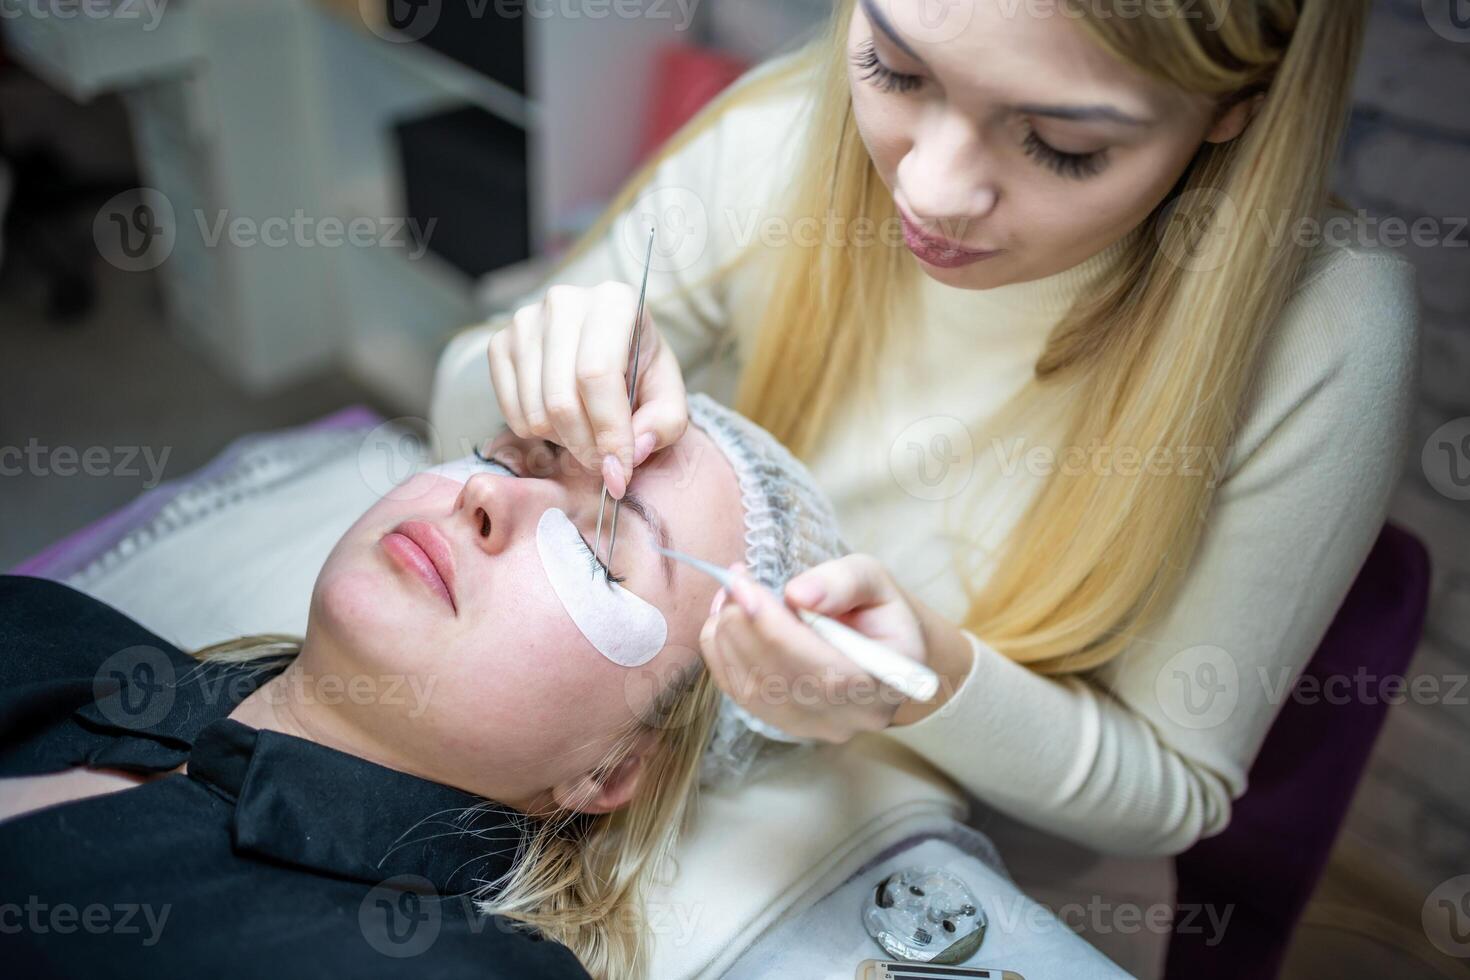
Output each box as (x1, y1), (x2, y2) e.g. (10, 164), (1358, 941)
(535, 507), (667, 668)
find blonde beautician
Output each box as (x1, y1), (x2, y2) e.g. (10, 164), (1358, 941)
(482, 0), (1416, 973)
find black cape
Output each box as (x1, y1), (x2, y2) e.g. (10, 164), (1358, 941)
(0, 576), (590, 980)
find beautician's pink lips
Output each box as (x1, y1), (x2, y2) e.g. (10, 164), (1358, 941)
(383, 520), (457, 613)
(898, 207), (1002, 269)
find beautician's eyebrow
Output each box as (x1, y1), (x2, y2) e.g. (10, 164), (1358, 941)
(861, 0), (921, 61)
(617, 486), (675, 589)
(1011, 102), (1152, 126)
(858, 0), (1154, 127)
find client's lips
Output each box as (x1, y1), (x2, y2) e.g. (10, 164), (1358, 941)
(382, 520), (457, 613)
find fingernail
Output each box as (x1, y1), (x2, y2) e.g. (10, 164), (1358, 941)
(709, 588), (726, 617)
(788, 579), (824, 606)
(632, 431), (657, 467)
(601, 454), (627, 499)
(728, 564), (759, 616)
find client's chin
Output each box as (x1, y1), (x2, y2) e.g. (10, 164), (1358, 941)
(310, 561), (427, 660)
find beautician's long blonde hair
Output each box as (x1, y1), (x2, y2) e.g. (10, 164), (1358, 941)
(547, 0), (1368, 673)
(195, 637), (720, 979)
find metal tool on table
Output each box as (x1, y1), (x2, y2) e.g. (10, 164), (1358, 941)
(862, 866), (989, 965)
(654, 545), (942, 703)
(593, 225), (656, 580)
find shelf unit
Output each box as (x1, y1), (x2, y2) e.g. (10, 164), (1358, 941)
(2, 0), (699, 412)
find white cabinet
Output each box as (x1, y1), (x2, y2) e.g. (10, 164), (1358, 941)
(2, 0), (698, 410)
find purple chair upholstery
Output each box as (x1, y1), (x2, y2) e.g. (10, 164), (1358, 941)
(1166, 522), (1432, 978)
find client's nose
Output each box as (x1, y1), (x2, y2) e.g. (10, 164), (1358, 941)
(455, 470), (584, 558)
(456, 472), (523, 557)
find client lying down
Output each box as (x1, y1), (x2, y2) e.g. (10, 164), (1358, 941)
(0, 394), (846, 980)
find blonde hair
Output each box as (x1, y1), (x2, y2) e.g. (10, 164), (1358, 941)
(193, 638), (720, 980)
(549, 0), (1368, 674)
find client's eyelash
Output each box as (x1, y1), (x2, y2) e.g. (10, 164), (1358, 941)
(584, 545), (626, 586)
(472, 443), (513, 473)
(474, 441), (625, 585)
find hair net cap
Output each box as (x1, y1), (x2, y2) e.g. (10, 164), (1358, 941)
(685, 392), (850, 788)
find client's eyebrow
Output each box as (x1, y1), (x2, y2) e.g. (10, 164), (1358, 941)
(617, 487), (675, 589)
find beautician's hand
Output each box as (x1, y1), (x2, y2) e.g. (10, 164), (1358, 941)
(487, 281), (689, 498)
(698, 555), (975, 743)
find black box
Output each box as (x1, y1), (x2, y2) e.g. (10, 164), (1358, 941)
(385, 0), (526, 94)
(392, 104), (531, 278)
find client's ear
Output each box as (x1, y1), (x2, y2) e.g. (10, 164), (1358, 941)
(550, 742), (651, 815)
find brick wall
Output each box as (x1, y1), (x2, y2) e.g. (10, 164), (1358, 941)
(1335, 0), (1470, 895)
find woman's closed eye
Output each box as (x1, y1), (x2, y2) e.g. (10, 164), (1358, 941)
(471, 444), (517, 478)
(473, 442), (626, 585)
(849, 38), (1110, 181)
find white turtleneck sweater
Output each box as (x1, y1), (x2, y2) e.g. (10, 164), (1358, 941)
(441, 59), (1420, 863)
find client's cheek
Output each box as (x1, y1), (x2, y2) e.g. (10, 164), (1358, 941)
(536, 508), (667, 668)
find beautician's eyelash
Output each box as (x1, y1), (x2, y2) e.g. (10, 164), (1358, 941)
(473, 441), (626, 585)
(850, 39), (1110, 181)
(851, 38), (923, 95)
(1020, 126), (1109, 180)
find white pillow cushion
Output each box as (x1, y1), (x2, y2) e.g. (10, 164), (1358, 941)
(67, 417), (417, 651)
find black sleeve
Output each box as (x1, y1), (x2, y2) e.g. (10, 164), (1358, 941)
(0, 575), (204, 776)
